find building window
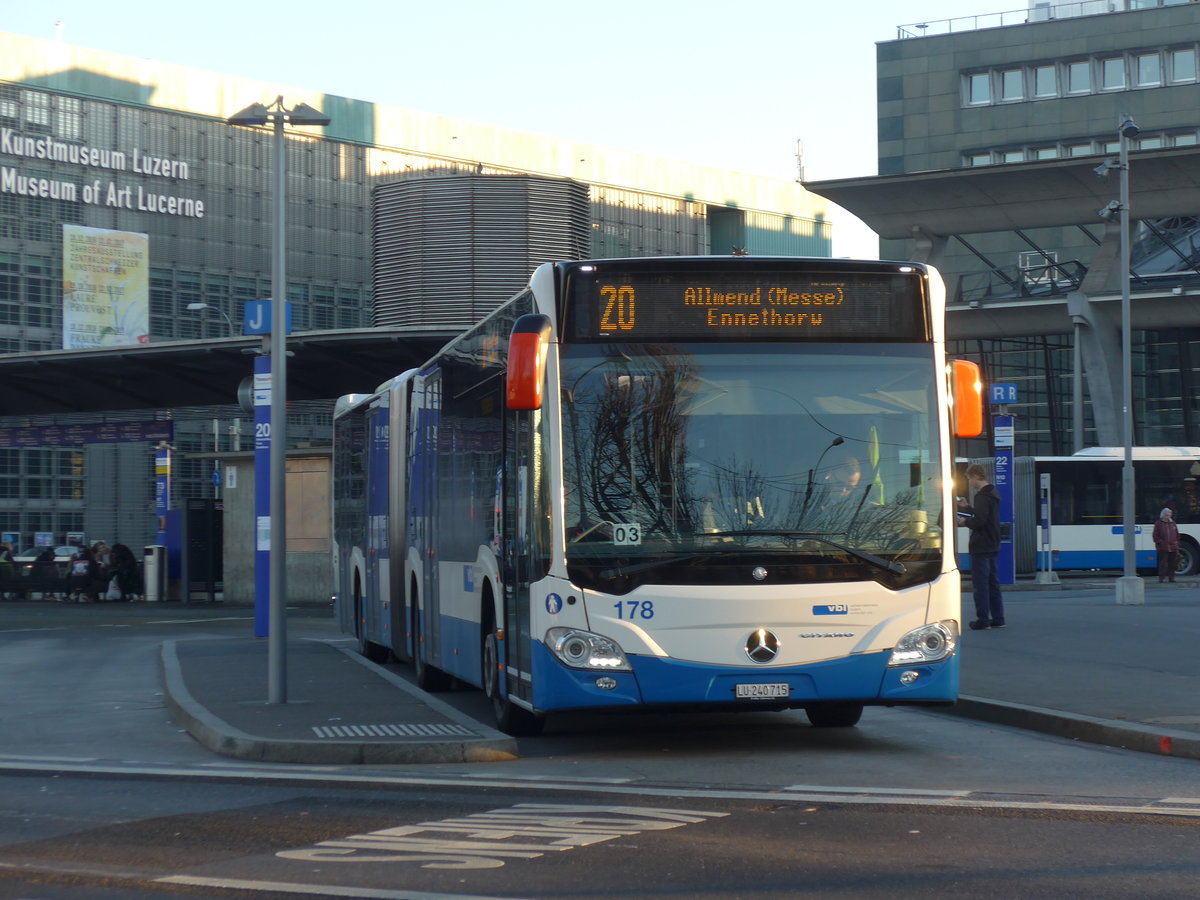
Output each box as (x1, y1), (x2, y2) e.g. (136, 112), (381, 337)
(1135, 52), (1162, 86)
(966, 152), (992, 166)
(1033, 147), (1058, 160)
(967, 73), (991, 104)
(1174, 133), (1199, 146)
(1139, 136), (1164, 149)
(1034, 65), (1057, 97)
(1067, 61), (1091, 93)
(1000, 69), (1024, 101)
(1000, 150), (1025, 163)
(1170, 47), (1197, 82)
(1101, 57), (1126, 90)
(1067, 143), (1094, 157)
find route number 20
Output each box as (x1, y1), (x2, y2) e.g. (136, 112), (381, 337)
(599, 285), (636, 331)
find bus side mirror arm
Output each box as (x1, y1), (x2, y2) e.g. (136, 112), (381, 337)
(507, 314), (553, 410)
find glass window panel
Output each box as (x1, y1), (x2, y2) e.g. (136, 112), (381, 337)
(1068, 61), (1091, 92)
(1067, 144), (1093, 156)
(1174, 133), (1199, 146)
(1034, 65), (1056, 97)
(1139, 136), (1163, 149)
(1001, 150), (1025, 163)
(1102, 57), (1125, 90)
(1136, 53), (1161, 86)
(1000, 69), (1023, 100)
(968, 73), (991, 104)
(966, 153), (992, 166)
(1170, 48), (1197, 82)
(1034, 147), (1058, 160)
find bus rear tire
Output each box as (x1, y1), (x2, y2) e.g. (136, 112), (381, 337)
(483, 630), (544, 736)
(1177, 539), (1200, 577)
(355, 594), (390, 664)
(805, 702), (863, 728)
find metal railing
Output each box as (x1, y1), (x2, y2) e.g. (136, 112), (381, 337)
(898, 1), (1186, 39)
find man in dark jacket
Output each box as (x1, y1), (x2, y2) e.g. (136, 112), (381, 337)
(957, 463), (1004, 630)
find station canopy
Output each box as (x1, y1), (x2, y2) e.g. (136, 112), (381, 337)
(0, 329), (454, 418)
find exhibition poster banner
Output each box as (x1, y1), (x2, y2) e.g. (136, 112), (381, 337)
(62, 224), (149, 349)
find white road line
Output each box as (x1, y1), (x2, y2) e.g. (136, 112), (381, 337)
(159, 875), (525, 900)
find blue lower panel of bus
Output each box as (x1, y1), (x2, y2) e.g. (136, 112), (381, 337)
(958, 550), (1157, 571)
(529, 642), (959, 712)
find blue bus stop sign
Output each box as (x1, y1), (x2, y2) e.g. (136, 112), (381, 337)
(243, 300), (293, 335)
(990, 383), (1018, 404)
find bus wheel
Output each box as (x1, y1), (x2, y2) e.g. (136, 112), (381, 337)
(483, 629), (544, 737)
(805, 702), (863, 728)
(1177, 540), (1200, 577)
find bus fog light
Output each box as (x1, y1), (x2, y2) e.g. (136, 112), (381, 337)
(888, 620), (958, 666)
(899, 670), (920, 685)
(546, 627), (632, 671)
(595, 676), (618, 690)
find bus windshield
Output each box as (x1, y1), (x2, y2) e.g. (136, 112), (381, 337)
(560, 342), (945, 591)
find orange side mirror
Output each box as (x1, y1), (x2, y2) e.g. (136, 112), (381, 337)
(951, 359), (983, 438)
(506, 314), (552, 410)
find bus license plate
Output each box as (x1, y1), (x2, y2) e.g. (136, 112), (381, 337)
(736, 683), (789, 699)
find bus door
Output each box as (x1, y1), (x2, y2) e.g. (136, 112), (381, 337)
(500, 406), (535, 706)
(413, 369), (442, 667)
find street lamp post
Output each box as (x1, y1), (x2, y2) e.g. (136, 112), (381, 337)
(185, 301), (235, 336)
(1112, 114), (1144, 606)
(226, 96), (330, 702)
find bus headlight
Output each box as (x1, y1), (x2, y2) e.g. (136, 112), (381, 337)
(887, 620), (958, 667)
(546, 627), (632, 671)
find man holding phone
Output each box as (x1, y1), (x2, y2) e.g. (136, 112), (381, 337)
(957, 464), (1004, 630)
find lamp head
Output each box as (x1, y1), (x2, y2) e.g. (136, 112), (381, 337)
(186, 302), (208, 311)
(1098, 199), (1122, 221)
(226, 102), (270, 126)
(288, 102), (331, 127)
(1119, 115), (1140, 140)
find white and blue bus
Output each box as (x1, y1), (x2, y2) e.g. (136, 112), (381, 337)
(1004, 447), (1200, 576)
(333, 257), (983, 735)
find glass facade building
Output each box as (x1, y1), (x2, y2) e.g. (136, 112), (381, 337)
(0, 32), (830, 551)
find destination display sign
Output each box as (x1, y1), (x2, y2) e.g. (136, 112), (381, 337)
(565, 263), (929, 342)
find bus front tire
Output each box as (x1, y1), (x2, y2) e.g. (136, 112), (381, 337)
(483, 630), (544, 737)
(805, 702), (864, 728)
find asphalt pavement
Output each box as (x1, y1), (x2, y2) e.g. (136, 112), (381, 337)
(156, 577), (1200, 764)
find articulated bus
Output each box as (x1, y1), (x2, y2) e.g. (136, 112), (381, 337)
(1005, 447), (1200, 576)
(332, 257), (983, 735)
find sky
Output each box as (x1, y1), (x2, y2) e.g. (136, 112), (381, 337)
(6, 0), (992, 257)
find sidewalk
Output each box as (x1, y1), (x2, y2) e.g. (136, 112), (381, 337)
(159, 578), (1200, 764)
(950, 576), (1200, 759)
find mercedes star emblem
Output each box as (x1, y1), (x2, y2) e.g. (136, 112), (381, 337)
(745, 628), (780, 663)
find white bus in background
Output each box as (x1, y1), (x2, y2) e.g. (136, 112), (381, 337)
(1004, 447), (1200, 576)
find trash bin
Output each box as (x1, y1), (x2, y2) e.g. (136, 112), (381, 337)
(143, 545), (167, 603)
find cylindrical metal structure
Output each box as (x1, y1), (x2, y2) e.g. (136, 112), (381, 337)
(373, 174), (592, 330)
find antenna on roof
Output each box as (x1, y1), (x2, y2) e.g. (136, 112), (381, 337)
(55, 20), (63, 41)
(795, 139), (805, 183)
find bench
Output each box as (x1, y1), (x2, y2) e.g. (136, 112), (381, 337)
(0, 574), (68, 600)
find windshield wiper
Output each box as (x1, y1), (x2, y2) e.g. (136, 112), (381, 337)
(704, 530), (906, 575)
(598, 552), (711, 580)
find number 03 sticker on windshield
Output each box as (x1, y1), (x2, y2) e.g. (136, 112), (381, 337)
(612, 523), (641, 545)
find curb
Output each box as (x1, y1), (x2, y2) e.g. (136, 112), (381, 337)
(942, 694), (1200, 761)
(159, 640), (518, 765)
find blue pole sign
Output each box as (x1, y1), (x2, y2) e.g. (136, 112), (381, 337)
(993, 414), (1015, 585)
(990, 383), (1018, 405)
(254, 354), (271, 638)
